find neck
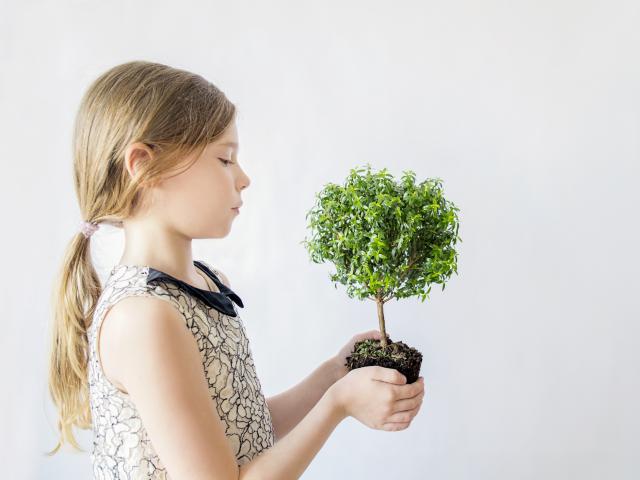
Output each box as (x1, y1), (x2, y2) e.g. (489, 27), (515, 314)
(118, 216), (201, 285)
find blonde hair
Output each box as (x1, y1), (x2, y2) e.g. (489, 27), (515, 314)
(46, 60), (236, 455)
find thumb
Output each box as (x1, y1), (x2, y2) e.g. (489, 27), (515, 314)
(357, 330), (384, 340)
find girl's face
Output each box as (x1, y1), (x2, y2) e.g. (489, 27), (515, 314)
(151, 119), (251, 238)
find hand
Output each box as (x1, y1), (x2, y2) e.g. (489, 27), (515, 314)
(327, 365), (425, 432)
(331, 329), (385, 381)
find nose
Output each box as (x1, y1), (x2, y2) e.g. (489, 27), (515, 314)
(238, 166), (251, 190)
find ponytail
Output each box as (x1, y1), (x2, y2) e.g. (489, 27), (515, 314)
(46, 224), (102, 455)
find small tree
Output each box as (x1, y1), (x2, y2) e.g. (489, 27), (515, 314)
(302, 163), (461, 351)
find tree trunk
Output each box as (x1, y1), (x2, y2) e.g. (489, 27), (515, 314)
(376, 298), (388, 347)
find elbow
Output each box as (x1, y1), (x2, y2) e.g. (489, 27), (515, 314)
(236, 463), (249, 480)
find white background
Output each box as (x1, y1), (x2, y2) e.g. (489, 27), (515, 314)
(2, 0), (639, 478)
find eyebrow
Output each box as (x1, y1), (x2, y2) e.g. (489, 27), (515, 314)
(218, 141), (239, 148)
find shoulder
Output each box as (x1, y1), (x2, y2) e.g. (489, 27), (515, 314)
(104, 294), (185, 338)
(199, 260), (231, 288)
(105, 295), (196, 373)
(99, 294), (189, 390)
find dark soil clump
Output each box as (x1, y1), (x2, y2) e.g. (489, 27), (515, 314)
(345, 335), (423, 384)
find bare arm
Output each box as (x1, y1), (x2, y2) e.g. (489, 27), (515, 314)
(239, 365), (424, 480)
(239, 388), (345, 480)
(215, 266), (349, 476)
(264, 329), (388, 442)
(103, 295), (347, 480)
(266, 357), (343, 442)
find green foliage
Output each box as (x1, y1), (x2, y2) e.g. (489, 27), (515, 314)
(301, 163), (461, 303)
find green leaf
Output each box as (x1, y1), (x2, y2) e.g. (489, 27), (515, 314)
(301, 163), (460, 309)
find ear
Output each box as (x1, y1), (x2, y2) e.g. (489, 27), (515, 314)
(124, 142), (154, 180)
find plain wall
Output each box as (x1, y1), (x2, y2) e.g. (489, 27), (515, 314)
(1, 0), (639, 478)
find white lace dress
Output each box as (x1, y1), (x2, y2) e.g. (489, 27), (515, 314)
(86, 260), (274, 479)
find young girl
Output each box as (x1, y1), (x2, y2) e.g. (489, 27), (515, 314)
(47, 60), (425, 479)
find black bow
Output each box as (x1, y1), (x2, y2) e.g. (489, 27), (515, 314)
(146, 260), (244, 317)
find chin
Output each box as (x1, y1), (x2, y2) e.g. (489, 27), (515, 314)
(210, 223), (233, 238)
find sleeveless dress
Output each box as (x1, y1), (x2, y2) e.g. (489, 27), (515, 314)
(86, 260), (275, 479)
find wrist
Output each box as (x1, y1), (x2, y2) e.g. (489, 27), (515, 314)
(323, 382), (348, 422)
(326, 355), (348, 384)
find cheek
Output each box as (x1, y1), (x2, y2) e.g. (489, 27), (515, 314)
(188, 161), (232, 201)
(156, 166), (228, 220)
(156, 185), (230, 236)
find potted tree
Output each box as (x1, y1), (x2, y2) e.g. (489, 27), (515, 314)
(301, 163), (461, 384)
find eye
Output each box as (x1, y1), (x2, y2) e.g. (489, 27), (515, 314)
(218, 158), (234, 166)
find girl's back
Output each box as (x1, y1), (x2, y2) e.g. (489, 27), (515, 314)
(87, 260), (274, 478)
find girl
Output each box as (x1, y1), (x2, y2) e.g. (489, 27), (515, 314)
(47, 60), (425, 479)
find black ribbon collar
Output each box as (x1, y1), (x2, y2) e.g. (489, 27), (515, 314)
(146, 260), (244, 317)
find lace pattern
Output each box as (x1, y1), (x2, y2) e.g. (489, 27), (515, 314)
(86, 263), (274, 479)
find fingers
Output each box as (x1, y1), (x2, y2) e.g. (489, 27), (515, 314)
(386, 404), (420, 424)
(381, 421), (410, 432)
(392, 376), (424, 398)
(393, 390), (424, 412)
(385, 395), (424, 427)
(372, 367), (407, 384)
(354, 330), (383, 342)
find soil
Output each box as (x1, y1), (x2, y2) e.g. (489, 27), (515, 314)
(345, 335), (423, 384)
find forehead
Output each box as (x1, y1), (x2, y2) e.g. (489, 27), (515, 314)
(207, 137), (239, 155)
(205, 120), (239, 153)
(216, 140), (238, 149)
(215, 120), (239, 145)
(211, 132), (239, 150)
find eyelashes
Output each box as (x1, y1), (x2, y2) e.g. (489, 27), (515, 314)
(218, 158), (234, 166)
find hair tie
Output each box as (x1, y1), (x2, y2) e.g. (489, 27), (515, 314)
(79, 220), (100, 239)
